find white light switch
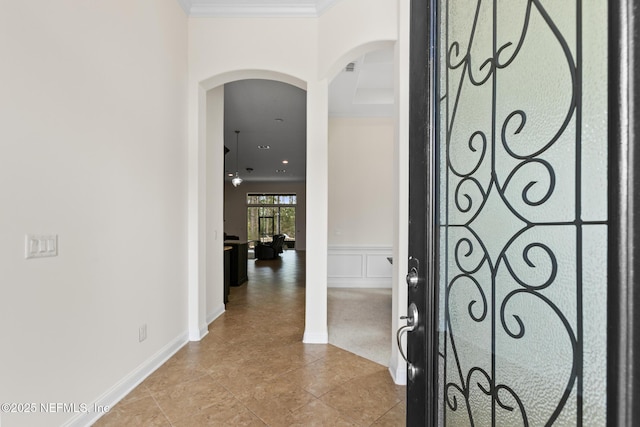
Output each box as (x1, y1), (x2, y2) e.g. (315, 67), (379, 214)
(25, 234), (58, 259)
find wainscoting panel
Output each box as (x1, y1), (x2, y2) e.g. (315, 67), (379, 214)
(327, 246), (392, 288)
(366, 254), (393, 278)
(327, 253), (365, 278)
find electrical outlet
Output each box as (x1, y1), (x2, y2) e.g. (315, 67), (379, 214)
(139, 324), (147, 342)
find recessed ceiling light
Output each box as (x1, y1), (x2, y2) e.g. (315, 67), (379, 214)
(258, 145), (271, 149)
(282, 160), (289, 164)
(227, 173), (233, 177)
(275, 118), (284, 122)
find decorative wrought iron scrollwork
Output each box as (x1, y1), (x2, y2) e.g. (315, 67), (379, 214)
(439, 0), (587, 425)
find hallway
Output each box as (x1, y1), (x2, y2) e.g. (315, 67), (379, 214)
(94, 251), (406, 426)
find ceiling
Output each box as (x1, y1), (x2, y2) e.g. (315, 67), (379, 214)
(224, 48), (394, 183)
(198, 0), (395, 184)
(224, 80), (307, 183)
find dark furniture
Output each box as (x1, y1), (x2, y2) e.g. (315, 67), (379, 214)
(255, 234), (286, 260)
(224, 246), (232, 303)
(283, 237), (295, 249)
(224, 240), (248, 286)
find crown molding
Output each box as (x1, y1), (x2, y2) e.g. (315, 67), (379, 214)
(315, 0), (340, 14)
(176, 0), (191, 15)
(178, 0), (341, 17)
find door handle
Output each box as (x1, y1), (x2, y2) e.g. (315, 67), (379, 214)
(397, 303), (419, 381)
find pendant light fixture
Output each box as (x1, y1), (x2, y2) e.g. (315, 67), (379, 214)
(232, 130), (243, 187)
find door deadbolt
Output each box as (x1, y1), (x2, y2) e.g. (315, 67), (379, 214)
(406, 267), (419, 288)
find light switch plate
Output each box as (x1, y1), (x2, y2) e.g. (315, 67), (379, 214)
(25, 234), (58, 259)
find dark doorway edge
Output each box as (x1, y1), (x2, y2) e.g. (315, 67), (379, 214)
(608, 1), (639, 426)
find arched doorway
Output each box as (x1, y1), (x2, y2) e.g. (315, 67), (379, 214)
(188, 70), (308, 341)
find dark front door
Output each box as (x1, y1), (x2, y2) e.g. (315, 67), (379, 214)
(404, 0), (436, 425)
(405, 0), (640, 425)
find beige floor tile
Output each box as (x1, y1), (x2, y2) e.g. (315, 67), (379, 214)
(320, 369), (404, 425)
(372, 401), (406, 426)
(92, 396), (170, 427)
(241, 374), (317, 412)
(286, 350), (383, 398)
(288, 399), (360, 427)
(115, 383), (152, 407)
(151, 375), (235, 424)
(142, 355), (209, 394)
(243, 395), (317, 427)
(172, 398), (266, 427)
(96, 251), (406, 427)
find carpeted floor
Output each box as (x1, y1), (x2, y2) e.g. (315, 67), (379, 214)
(328, 288), (392, 367)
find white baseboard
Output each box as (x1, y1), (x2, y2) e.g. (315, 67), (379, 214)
(64, 332), (188, 427)
(327, 278), (392, 288)
(199, 325), (209, 340)
(207, 304), (225, 325)
(302, 330), (329, 344)
(388, 359), (407, 385)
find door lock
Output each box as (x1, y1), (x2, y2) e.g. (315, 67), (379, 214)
(406, 257), (420, 288)
(400, 302), (419, 328)
(406, 267), (419, 288)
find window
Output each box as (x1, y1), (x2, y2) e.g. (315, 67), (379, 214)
(247, 194), (296, 248)
(247, 194), (297, 205)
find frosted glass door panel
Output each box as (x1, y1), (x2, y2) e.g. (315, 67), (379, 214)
(437, 1), (608, 425)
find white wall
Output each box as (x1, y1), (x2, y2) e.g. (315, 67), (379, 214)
(224, 181), (307, 250)
(206, 87), (226, 324)
(328, 117), (394, 246)
(319, 0), (398, 78)
(327, 117), (394, 287)
(0, 1), (188, 426)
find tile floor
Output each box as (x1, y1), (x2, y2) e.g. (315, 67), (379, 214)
(94, 250), (406, 426)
